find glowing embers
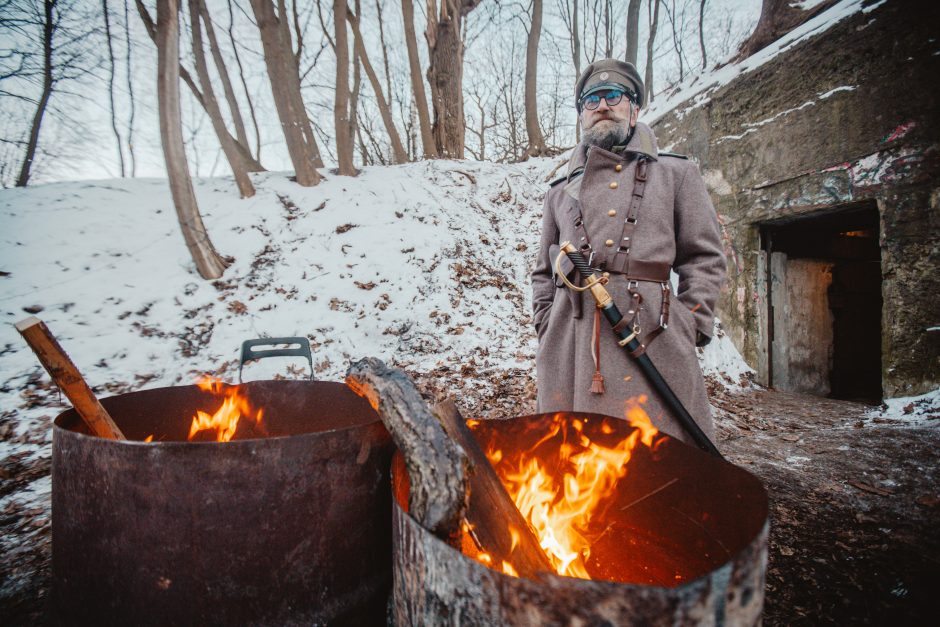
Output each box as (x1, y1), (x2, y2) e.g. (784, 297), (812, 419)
(468, 397), (661, 580)
(187, 377), (266, 442)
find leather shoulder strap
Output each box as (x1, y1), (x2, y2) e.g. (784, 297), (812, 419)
(607, 156), (649, 275)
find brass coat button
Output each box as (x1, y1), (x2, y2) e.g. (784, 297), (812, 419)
(609, 181), (619, 189)
(615, 164), (623, 172)
(608, 209), (617, 217)
(605, 239), (614, 247)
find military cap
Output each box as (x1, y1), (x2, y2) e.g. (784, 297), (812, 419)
(575, 58), (645, 110)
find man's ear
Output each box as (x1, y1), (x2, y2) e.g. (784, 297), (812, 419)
(630, 104), (639, 128)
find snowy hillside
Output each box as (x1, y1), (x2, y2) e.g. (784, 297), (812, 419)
(0, 157), (752, 439)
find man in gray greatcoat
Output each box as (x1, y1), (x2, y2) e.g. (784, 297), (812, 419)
(531, 58), (726, 444)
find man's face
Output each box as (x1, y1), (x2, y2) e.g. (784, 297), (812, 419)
(580, 89), (639, 150)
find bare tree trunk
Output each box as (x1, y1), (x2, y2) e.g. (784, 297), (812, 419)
(197, 0), (251, 158)
(698, 0), (707, 69)
(644, 0), (660, 105)
(426, 0), (481, 159)
(102, 0), (125, 177)
(572, 0), (580, 141)
(136, 1), (206, 105)
(734, 0), (835, 61)
(188, 0), (255, 196)
(664, 0), (684, 82)
(376, 0), (393, 110)
(625, 0), (641, 66)
(226, 0), (262, 161)
(250, 0), (323, 185)
(156, 0), (229, 279)
(349, 0), (362, 164)
(123, 0), (137, 176)
(401, 0), (436, 158)
(333, 0), (356, 174)
(523, 0), (545, 158)
(603, 0), (611, 58)
(16, 0), (54, 187)
(347, 4), (408, 163)
(137, 0), (260, 173)
(584, 0), (599, 63)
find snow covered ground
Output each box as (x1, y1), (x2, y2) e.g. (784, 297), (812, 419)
(0, 157), (753, 500)
(1, 146), (935, 627)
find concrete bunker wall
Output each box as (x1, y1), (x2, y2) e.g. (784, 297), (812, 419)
(651, 0), (939, 399)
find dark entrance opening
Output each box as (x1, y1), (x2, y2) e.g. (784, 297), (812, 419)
(760, 202), (883, 403)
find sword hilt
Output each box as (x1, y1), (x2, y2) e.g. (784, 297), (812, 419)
(557, 242), (612, 307)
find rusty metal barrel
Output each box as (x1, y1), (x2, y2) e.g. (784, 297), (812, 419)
(391, 411), (769, 625)
(52, 380), (393, 626)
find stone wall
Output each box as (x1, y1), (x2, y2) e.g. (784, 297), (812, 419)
(651, 0), (940, 398)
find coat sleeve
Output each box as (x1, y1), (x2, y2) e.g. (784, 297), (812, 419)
(673, 161), (727, 341)
(531, 188), (560, 336)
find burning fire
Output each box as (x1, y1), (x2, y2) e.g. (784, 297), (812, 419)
(188, 377), (264, 442)
(483, 396), (658, 579)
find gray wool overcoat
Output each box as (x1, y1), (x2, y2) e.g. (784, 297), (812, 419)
(531, 122), (726, 445)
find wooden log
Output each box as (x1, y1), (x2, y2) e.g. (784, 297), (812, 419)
(15, 316), (125, 440)
(433, 399), (554, 579)
(345, 357), (468, 543)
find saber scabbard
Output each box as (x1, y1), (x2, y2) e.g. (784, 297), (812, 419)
(556, 242), (723, 459)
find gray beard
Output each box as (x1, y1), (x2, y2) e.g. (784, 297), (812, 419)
(582, 120), (632, 151)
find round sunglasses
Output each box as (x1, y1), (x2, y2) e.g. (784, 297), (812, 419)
(580, 89), (634, 111)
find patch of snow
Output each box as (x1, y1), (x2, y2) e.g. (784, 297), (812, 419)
(716, 86), (857, 143)
(786, 455), (811, 466)
(861, 0), (888, 13)
(791, 0), (831, 9)
(865, 388), (940, 428)
(817, 85), (857, 99)
(699, 318), (755, 387)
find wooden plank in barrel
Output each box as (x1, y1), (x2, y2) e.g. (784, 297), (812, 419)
(15, 316), (125, 440)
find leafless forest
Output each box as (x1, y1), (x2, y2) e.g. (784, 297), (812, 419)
(1, 0), (763, 183)
(1, 0), (826, 279)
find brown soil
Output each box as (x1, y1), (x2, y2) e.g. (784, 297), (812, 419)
(1, 377), (937, 625)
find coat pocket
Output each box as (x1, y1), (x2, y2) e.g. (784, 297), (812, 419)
(671, 298), (698, 345)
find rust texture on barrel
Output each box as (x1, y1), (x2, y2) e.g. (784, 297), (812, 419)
(52, 381), (393, 626)
(391, 412), (769, 626)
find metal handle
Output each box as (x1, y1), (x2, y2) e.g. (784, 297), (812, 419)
(238, 337), (315, 383)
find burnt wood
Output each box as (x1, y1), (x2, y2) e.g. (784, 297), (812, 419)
(15, 316), (125, 440)
(345, 357), (469, 543)
(390, 413), (770, 626)
(433, 399), (553, 579)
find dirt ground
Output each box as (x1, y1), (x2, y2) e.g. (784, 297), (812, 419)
(1, 375), (937, 625)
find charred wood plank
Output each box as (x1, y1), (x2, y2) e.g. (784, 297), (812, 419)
(433, 399), (554, 579)
(15, 316), (125, 440)
(345, 357), (468, 543)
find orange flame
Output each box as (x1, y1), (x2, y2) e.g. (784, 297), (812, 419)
(487, 397), (658, 579)
(188, 377), (264, 442)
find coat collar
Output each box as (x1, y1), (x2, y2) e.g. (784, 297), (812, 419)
(566, 121), (659, 180)
(563, 121), (659, 200)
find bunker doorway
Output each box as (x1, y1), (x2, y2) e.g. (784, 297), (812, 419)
(759, 202), (882, 403)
